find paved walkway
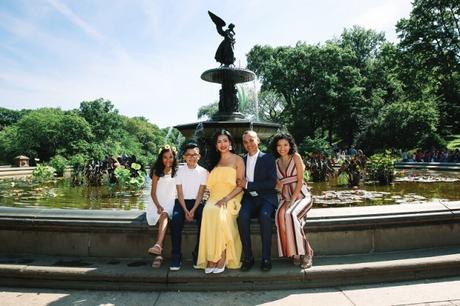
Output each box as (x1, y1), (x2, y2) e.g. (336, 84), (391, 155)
(1, 276), (460, 306)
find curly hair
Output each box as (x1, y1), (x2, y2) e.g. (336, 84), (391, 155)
(149, 147), (178, 178)
(270, 132), (298, 158)
(208, 129), (236, 170)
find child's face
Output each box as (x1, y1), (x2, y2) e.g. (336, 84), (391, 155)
(183, 148), (200, 167)
(162, 150), (175, 168)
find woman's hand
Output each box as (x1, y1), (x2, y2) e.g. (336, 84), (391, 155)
(156, 205), (164, 214)
(275, 180), (283, 193)
(215, 197), (228, 208)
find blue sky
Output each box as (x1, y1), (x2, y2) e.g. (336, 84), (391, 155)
(0, 0), (412, 128)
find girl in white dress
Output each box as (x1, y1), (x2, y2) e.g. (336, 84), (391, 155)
(146, 145), (177, 267)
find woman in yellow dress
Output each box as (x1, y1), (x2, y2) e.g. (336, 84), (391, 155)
(197, 130), (245, 274)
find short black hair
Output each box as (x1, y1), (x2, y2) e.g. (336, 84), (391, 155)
(270, 133), (298, 158)
(183, 142), (199, 152)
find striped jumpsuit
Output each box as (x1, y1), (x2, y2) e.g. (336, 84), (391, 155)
(275, 156), (313, 257)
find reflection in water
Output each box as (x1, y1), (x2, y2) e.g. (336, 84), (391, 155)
(0, 170), (458, 210)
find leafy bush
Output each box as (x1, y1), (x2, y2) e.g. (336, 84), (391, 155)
(114, 163), (146, 190)
(299, 136), (332, 155)
(366, 152), (395, 185)
(49, 155), (67, 177)
(32, 164), (56, 181)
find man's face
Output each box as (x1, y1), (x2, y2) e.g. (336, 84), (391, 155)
(183, 148), (200, 167)
(243, 132), (260, 156)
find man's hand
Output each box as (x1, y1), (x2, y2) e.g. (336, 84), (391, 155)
(237, 178), (247, 189)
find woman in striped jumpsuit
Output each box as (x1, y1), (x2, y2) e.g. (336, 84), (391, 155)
(271, 133), (314, 269)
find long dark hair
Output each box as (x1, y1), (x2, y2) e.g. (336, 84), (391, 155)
(149, 147), (178, 178)
(208, 129), (235, 170)
(270, 132), (298, 158)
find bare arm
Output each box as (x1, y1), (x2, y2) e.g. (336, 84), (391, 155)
(176, 184), (188, 213)
(192, 185), (207, 211)
(215, 156), (245, 207)
(150, 175), (163, 213)
(290, 153), (305, 203)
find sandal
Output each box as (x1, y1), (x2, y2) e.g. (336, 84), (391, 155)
(292, 255), (301, 266)
(148, 244), (162, 255)
(152, 255), (163, 268)
(300, 255), (313, 269)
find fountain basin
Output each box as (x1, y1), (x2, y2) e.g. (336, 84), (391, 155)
(1, 201), (459, 259)
(201, 67), (255, 84)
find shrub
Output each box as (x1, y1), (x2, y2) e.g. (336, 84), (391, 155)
(49, 155), (67, 177)
(32, 164), (56, 181)
(366, 152), (395, 185)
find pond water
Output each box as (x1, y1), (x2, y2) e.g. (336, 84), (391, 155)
(0, 169), (458, 210)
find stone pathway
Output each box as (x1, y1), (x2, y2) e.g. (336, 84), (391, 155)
(1, 276), (460, 306)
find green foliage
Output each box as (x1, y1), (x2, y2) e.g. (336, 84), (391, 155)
(396, 0), (460, 132)
(366, 152), (395, 185)
(298, 136), (332, 155)
(197, 102), (218, 120)
(32, 164), (56, 181)
(79, 98), (121, 141)
(49, 155), (67, 177)
(447, 135), (460, 150)
(358, 99), (441, 153)
(0, 108), (93, 163)
(114, 165), (146, 190)
(247, 27), (392, 146)
(0, 108), (30, 130)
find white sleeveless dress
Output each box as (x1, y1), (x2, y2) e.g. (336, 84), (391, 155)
(146, 174), (177, 226)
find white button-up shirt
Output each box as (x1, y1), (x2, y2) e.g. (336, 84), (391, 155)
(246, 150), (260, 183)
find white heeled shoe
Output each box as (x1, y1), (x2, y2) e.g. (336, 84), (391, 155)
(205, 267), (215, 274)
(213, 266), (225, 274)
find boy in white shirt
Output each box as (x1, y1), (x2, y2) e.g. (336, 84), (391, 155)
(169, 143), (208, 271)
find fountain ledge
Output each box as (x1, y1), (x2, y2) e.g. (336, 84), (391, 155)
(1, 201), (459, 259)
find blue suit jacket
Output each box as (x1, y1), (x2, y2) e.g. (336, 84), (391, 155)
(243, 151), (278, 205)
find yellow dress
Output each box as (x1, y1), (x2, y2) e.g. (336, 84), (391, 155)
(197, 167), (243, 269)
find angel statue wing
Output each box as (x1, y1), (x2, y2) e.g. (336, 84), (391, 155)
(208, 11), (226, 28)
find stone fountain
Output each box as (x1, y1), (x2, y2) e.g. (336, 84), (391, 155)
(174, 11), (279, 154)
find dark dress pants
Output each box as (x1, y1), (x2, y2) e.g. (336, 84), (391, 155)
(237, 194), (277, 262)
(170, 199), (203, 260)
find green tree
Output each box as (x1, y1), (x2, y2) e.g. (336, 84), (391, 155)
(358, 99), (440, 152)
(0, 108), (30, 130)
(396, 0), (460, 132)
(79, 98), (122, 141)
(197, 102), (218, 120)
(0, 108), (93, 163)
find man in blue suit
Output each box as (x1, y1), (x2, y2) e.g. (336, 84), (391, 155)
(237, 130), (278, 271)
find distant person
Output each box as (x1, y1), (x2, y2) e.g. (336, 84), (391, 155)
(349, 145), (357, 157)
(169, 143), (208, 271)
(196, 130), (244, 274)
(237, 130), (278, 272)
(146, 146), (178, 268)
(271, 133), (314, 269)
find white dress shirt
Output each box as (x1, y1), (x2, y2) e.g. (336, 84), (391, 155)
(246, 150), (260, 183)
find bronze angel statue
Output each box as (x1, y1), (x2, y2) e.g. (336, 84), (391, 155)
(208, 11), (235, 66)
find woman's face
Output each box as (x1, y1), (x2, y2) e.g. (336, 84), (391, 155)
(276, 138), (291, 157)
(162, 150), (174, 168)
(216, 134), (231, 153)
